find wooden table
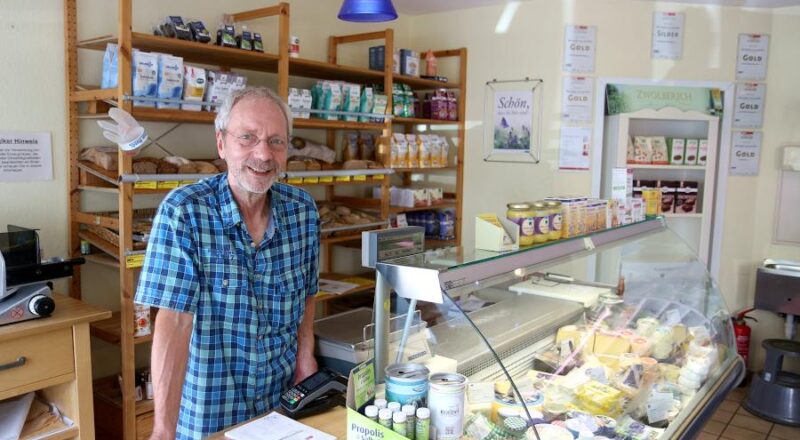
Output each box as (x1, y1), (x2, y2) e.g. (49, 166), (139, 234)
(0, 294), (111, 439)
(205, 406), (348, 439)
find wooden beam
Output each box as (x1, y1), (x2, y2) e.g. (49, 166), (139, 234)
(432, 49), (465, 58)
(73, 211), (120, 230)
(65, 0), (81, 299)
(71, 88), (117, 102)
(455, 48), (467, 245)
(228, 3), (284, 22)
(277, 3), (290, 99)
(332, 31), (388, 44)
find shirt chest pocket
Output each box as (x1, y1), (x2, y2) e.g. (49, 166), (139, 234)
(200, 250), (247, 297)
(268, 269), (307, 329)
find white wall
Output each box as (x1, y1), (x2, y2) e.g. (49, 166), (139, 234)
(407, 0), (799, 367)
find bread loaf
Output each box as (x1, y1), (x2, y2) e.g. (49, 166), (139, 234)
(193, 161), (219, 174)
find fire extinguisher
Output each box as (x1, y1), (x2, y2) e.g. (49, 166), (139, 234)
(732, 308), (757, 366)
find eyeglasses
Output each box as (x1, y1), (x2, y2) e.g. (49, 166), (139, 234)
(223, 130), (288, 151)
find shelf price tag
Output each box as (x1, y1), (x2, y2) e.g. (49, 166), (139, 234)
(372, 174), (385, 180)
(157, 181), (180, 189)
(287, 177), (303, 185)
(134, 181), (157, 190)
(125, 254), (145, 268)
(353, 175), (367, 182)
(335, 176), (351, 182)
(303, 176), (319, 184)
(319, 176), (334, 183)
(179, 180), (196, 186)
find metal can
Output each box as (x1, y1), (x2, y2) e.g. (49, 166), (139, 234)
(427, 372), (467, 440)
(289, 35), (300, 58)
(385, 363), (430, 407)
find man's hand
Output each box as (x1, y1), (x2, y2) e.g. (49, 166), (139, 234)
(294, 296), (318, 384)
(294, 349), (318, 384)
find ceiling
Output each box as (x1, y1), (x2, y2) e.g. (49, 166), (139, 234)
(394, 0), (800, 16)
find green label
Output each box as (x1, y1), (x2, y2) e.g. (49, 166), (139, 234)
(606, 84), (722, 116)
(352, 361), (375, 410)
(347, 408), (409, 440)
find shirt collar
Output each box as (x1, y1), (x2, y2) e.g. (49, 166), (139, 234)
(219, 173), (284, 236)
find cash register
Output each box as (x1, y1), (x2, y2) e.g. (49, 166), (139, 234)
(0, 225), (84, 326)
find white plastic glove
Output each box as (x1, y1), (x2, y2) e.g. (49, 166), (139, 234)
(97, 108), (148, 155)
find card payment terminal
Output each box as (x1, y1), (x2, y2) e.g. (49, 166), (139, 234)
(279, 368), (348, 419)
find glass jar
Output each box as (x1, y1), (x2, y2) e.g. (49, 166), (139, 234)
(545, 200), (562, 241)
(531, 201), (550, 243)
(506, 202), (535, 246)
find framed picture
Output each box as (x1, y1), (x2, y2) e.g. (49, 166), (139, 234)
(483, 78), (543, 163)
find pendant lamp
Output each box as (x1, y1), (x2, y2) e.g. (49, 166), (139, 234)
(338, 0), (398, 22)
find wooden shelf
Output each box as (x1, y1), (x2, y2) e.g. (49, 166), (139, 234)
(628, 164), (706, 170)
(78, 33), (280, 72)
(394, 117), (458, 125)
(83, 253), (121, 269)
(391, 166), (457, 173)
(289, 57), (384, 83)
(21, 425), (79, 440)
(389, 200), (457, 214)
(288, 178), (387, 187)
(315, 273), (376, 302)
(93, 376), (154, 416)
(663, 212), (703, 218)
(132, 107), (216, 124)
(91, 312), (153, 345)
(394, 73), (458, 89)
(293, 117), (385, 130)
(78, 231), (120, 261)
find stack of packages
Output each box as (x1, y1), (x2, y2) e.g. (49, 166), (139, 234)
(628, 136), (708, 166)
(389, 133), (451, 169)
(309, 81), (388, 122)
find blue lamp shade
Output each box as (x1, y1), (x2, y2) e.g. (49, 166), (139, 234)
(338, 0), (398, 22)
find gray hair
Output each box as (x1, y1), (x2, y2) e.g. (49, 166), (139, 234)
(214, 86), (293, 137)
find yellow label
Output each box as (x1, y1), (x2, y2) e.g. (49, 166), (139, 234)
(372, 174), (385, 180)
(335, 176), (351, 182)
(179, 180), (195, 186)
(354, 175), (367, 182)
(303, 176), (319, 184)
(125, 254), (145, 268)
(134, 181), (158, 190)
(157, 181), (180, 189)
(319, 176), (334, 183)
(287, 177), (303, 184)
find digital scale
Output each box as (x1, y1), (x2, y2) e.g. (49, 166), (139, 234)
(361, 226), (425, 269)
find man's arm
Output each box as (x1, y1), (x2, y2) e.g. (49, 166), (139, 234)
(149, 309), (193, 440)
(294, 296), (318, 384)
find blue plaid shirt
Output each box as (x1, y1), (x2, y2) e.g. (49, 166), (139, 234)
(135, 173), (319, 439)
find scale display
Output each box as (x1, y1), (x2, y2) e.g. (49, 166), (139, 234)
(362, 227), (425, 268)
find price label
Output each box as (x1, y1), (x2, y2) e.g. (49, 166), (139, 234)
(179, 180), (196, 186)
(125, 254), (145, 268)
(134, 181), (157, 190)
(372, 174), (385, 180)
(157, 181), (180, 189)
(335, 176), (351, 182)
(353, 175), (367, 182)
(303, 176), (319, 184)
(319, 176), (334, 183)
(287, 177), (303, 184)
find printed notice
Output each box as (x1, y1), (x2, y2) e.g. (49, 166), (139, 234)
(559, 126), (592, 171)
(0, 131), (53, 182)
(562, 76), (594, 122)
(563, 25), (597, 73)
(652, 12), (685, 59)
(730, 131), (762, 176)
(736, 34), (770, 80)
(733, 83), (767, 129)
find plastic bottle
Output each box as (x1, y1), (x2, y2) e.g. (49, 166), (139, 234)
(387, 401), (401, 413)
(393, 411), (408, 436)
(379, 408), (393, 428)
(415, 407), (430, 440)
(402, 404), (416, 439)
(364, 405), (378, 422)
(425, 50), (437, 76)
(374, 398), (388, 409)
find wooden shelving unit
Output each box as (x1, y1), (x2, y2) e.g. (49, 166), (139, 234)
(66, 2), (466, 439)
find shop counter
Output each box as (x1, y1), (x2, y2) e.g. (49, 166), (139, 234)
(205, 406), (347, 439)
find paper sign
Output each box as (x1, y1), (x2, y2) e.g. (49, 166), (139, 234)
(467, 382), (495, 406)
(730, 131), (762, 176)
(351, 361), (375, 411)
(562, 76), (594, 122)
(0, 131), (53, 182)
(733, 83), (766, 129)
(736, 34), (770, 81)
(652, 12), (685, 59)
(563, 25), (597, 73)
(225, 412), (335, 440)
(318, 278), (360, 295)
(559, 126), (592, 170)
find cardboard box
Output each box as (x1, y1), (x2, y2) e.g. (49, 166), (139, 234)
(698, 139), (709, 166)
(685, 139), (699, 165)
(476, 214), (519, 251)
(668, 138), (685, 165)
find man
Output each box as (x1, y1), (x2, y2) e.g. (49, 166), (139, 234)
(135, 87), (320, 440)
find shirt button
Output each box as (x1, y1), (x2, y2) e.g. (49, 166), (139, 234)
(250, 241), (257, 248)
(257, 334), (264, 340)
(222, 279), (229, 287)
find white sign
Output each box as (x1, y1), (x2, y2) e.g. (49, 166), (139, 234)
(652, 12), (685, 59)
(563, 25), (596, 73)
(562, 76), (594, 122)
(733, 83), (767, 129)
(736, 34), (770, 81)
(0, 131), (53, 182)
(730, 131), (762, 176)
(559, 126), (592, 171)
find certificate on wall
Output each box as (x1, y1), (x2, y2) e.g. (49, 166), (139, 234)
(0, 131), (53, 182)
(733, 83), (766, 129)
(559, 126), (592, 171)
(651, 12), (684, 59)
(736, 34), (770, 81)
(562, 76), (594, 122)
(730, 131), (762, 176)
(563, 25), (596, 73)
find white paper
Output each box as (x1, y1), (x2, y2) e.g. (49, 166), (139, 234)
(736, 34), (770, 81)
(652, 12), (685, 59)
(730, 131), (762, 176)
(647, 389), (674, 424)
(733, 83), (766, 129)
(0, 392), (35, 440)
(467, 382), (495, 405)
(318, 278), (360, 295)
(563, 25), (596, 73)
(225, 412), (335, 440)
(0, 131), (53, 182)
(559, 126), (592, 171)
(562, 76), (594, 122)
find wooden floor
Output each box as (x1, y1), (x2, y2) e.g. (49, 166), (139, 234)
(699, 386), (800, 440)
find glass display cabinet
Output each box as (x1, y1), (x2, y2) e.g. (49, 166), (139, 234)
(374, 217), (744, 439)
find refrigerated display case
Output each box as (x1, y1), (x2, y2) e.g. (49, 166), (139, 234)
(374, 217), (744, 439)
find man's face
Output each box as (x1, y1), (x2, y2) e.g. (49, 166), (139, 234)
(216, 96), (289, 195)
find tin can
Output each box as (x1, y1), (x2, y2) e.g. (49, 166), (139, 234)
(385, 363), (429, 407)
(80, 239), (91, 255)
(289, 35), (300, 58)
(427, 372), (467, 440)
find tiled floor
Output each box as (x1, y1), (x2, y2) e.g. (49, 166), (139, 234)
(699, 386), (800, 440)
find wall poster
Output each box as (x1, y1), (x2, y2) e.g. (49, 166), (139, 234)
(483, 78), (543, 163)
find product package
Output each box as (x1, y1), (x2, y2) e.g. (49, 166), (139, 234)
(658, 180), (678, 213)
(633, 136), (651, 164)
(684, 139), (699, 165)
(698, 139), (708, 166)
(299, 89), (312, 118)
(288, 88), (303, 118)
(400, 49), (420, 76)
(324, 82), (342, 120)
(156, 54), (184, 109)
(447, 91), (458, 121)
(371, 94), (388, 122)
(343, 132), (360, 162)
(360, 134), (376, 161)
(667, 138), (685, 165)
(676, 181), (698, 214)
(101, 43), (119, 89)
(204, 71), (230, 111)
(392, 133), (408, 168)
(163, 16), (192, 40)
(405, 134), (419, 168)
(650, 136), (669, 165)
(188, 20), (211, 43)
(439, 135), (450, 167)
(358, 87), (374, 122)
(429, 136), (442, 168)
(237, 26), (253, 51)
(181, 65), (206, 111)
(342, 83), (361, 121)
(253, 32), (264, 52)
(418, 135), (431, 168)
(131, 50), (159, 107)
(217, 24), (237, 48)
(626, 136), (635, 164)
